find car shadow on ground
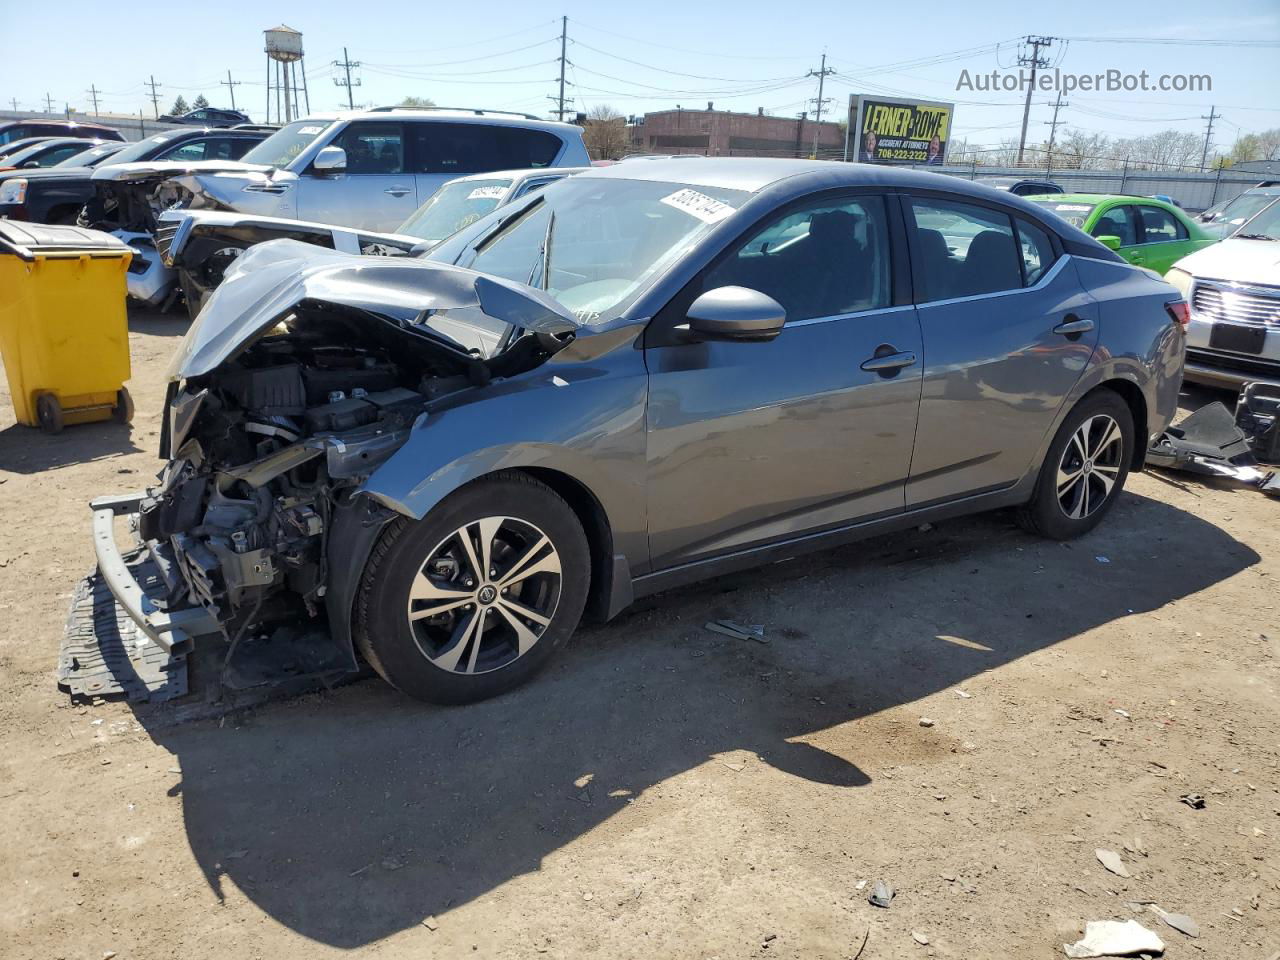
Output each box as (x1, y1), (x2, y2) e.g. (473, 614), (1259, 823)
(127, 305), (190, 337)
(133, 491), (1258, 948)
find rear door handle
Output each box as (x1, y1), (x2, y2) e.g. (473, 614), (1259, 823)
(384, 186), (411, 197)
(1053, 316), (1095, 336)
(860, 350), (918, 374)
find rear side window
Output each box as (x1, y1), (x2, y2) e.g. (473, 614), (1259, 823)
(409, 123), (563, 175)
(704, 195), (892, 322)
(160, 139), (211, 161)
(37, 144), (86, 166)
(1139, 206), (1187, 243)
(910, 199), (1022, 301)
(1016, 218), (1057, 286)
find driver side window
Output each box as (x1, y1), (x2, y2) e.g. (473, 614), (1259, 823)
(703, 196), (891, 323)
(1091, 205), (1138, 246)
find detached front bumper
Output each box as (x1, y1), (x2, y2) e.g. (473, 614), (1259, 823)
(113, 230), (176, 306)
(89, 493), (218, 652)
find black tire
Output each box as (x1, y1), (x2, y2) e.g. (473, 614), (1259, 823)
(36, 394), (63, 434)
(1016, 389), (1134, 540)
(355, 472), (590, 704)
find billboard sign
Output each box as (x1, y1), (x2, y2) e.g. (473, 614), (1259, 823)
(845, 95), (954, 165)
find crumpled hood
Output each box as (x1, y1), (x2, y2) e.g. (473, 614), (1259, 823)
(90, 159), (274, 183)
(166, 239), (580, 380)
(1174, 237), (1280, 284)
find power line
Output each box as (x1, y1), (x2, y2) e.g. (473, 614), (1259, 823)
(334, 47), (361, 110)
(86, 85), (102, 115)
(1200, 105), (1221, 171)
(1015, 36), (1055, 165)
(1062, 35), (1280, 47)
(144, 76), (162, 119)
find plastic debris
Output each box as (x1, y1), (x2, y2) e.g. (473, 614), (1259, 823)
(1095, 848), (1131, 878)
(1148, 904), (1199, 939)
(1063, 919), (1164, 958)
(955, 689), (972, 698)
(1147, 399), (1278, 491)
(868, 880), (894, 908)
(422, 916), (439, 931)
(704, 620), (768, 643)
(911, 931), (929, 945)
(1179, 793), (1206, 810)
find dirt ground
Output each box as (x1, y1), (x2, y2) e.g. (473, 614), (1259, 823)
(1, 306), (1277, 960)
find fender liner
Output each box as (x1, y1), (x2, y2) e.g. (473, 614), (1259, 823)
(324, 494), (398, 670)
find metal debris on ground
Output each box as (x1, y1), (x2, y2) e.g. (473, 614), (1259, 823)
(703, 619), (768, 643)
(1179, 793), (1206, 810)
(1095, 848), (1131, 878)
(1062, 919), (1164, 958)
(1147, 904), (1199, 939)
(868, 880), (895, 908)
(1147, 397), (1279, 494)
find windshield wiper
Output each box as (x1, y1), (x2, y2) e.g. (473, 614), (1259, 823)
(1234, 233), (1278, 241)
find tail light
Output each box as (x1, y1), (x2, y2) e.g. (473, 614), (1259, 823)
(1165, 300), (1190, 331)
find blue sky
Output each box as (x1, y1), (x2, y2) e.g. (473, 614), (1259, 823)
(4, 0), (1278, 150)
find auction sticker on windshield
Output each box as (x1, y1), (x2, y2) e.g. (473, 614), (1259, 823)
(467, 186), (507, 200)
(298, 126), (324, 135)
(660, 188), (736, 224)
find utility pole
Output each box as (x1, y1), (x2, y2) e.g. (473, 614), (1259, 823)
(221, 71), (241, 111)
(1199, 105), (1220, 172)
(145, 75), (162, 119)
(806, 52), (836, 158)
(333, 48), (361, 111)
(1043, 92), (1067, 178)
(86, 85), (102, 116)
(9, 98), (18, 112)
(1016, 35), (1054, 166)
(43, 92), (55, 114)
(555, 15), (568, 121)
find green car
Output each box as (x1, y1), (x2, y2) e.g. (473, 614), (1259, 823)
(1025, 193), (1216, 276)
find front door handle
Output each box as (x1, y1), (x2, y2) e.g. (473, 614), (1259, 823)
(860, 349), (918, 375)
(384, 186), (411, 197)
(1053, 315), (1095, 337)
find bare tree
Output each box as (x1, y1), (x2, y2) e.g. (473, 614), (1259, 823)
(1112, 130), (1202, 170)
(1229, 127), (1280, 164)
(1055, 129), (1112, 170)
(399, 96), (437, 109)
(583, 104), (627, 160)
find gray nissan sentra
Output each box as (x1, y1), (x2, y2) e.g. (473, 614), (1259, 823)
(79, 158), (1186, 705)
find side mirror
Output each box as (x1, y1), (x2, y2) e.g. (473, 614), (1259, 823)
(682, 286), (786, 343)
(1096, 235), (1122, 251)
(312, 146), (347, 174)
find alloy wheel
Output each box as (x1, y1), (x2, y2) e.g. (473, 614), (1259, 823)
(405, 516), (562, 675)
(1056, 414), (1124, 520)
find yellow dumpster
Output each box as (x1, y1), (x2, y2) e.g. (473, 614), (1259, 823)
(0, 222), (134, 434)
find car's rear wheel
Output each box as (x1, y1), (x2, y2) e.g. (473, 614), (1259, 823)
(1017, 390), (1133, 540)
(355, 473), (590, 704)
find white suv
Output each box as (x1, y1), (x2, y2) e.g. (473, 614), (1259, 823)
(165, 108), (590, 233)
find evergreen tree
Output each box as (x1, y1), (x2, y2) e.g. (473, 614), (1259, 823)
(170, 95), (189, 115)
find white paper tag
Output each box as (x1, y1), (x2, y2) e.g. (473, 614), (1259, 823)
(1053, 204), (1093, 212)
(467, 185), (506, 200)
(298, 125), (323, 135)
(659, 188), (735, 224)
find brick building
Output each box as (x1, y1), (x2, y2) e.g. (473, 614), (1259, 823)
(629, 106), (845, 158)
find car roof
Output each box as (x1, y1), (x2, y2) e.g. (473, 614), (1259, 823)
(292, 109), (584, 135)
(579, 156), (1063, 199)
(1034, 193), (1178, 206)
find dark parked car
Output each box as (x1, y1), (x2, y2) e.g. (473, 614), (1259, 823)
(82, 159), (1186, 706)
(0, 119), (122, 146)
(0, 127), (268, 226)
(0, 137), (112, 171)
(980, 177), (1065, 196)
(158, 107), (252, 128)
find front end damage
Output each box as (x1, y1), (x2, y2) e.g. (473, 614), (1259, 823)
(60, 242), (578, 704)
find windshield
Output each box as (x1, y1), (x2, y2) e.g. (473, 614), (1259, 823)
(239, 119), (332, 167)
(1234, 200), (1280, 240)
(1027, 199), (1097, 229)
(446, 177), (750, 324)
(1215, 191), (1279, 228)
(55, 143), (123, 167)
(398, 178), (512, 244)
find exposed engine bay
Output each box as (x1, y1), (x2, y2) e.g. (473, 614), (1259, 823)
(136, 297), (568, 680)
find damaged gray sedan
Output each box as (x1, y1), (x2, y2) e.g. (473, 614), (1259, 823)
(71, 160), (1187, 705)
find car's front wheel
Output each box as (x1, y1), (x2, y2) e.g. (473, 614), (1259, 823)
(355, 473), (590, 704)
(1017, 390), (1134, 540)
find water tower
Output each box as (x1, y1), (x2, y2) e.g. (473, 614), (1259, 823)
(264, 25), (310, 124)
